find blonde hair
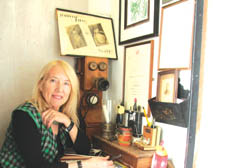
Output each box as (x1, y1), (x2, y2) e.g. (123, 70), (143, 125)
(30, 60), (80, 126)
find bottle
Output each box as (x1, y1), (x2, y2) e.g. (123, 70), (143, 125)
(133, 98), (137, 112)
(151, 141), (168, 168)
(128, 106), (134, 128)
(116, 101), (125, 128)
(135, 105), (142, 137)
(132, 99), (138, 137)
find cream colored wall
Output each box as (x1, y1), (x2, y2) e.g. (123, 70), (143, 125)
(0, 0), (88, 146)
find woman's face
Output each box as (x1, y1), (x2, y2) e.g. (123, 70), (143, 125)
(40, 66), (71, 110)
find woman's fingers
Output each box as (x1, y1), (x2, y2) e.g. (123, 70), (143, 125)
(84, 156), (114, 168)
(42, 109), (59, 127)
(46, 112), (56, 128)
(41, 109), (70, 128)
(41, 109), (52, 126)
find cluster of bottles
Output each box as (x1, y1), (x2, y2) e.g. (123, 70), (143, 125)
(116, 98), (144, 138)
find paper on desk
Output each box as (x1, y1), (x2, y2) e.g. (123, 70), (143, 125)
(61, 154), (92, 161)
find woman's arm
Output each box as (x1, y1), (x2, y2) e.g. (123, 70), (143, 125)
(41, 109), (91, 155)
(12, 110), (67, 168)
(41, 109), (78, 143)
(71, 128), (91, 155)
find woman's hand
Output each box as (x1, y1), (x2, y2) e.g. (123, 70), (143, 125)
(41, 109), (71, 128)
(41, 109), (78, 142)
(82, 156), (114, 168)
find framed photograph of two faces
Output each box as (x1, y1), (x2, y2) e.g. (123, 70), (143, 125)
(56, 8), (118, 59)
(119, 0), (160, 45)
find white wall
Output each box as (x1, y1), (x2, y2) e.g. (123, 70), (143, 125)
(194, 1), (225, 167)
(0, 0), (88, 146)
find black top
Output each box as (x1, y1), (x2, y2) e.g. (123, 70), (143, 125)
(12, 110), (91, 168)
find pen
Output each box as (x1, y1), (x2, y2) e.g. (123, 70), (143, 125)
(152, 118), (155, 128)
(143, 107), (151, 127)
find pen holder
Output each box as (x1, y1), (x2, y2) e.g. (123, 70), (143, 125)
(118, 127), (132, 146)
(143, 126), (157, 146)
(132, 112), (143, 138)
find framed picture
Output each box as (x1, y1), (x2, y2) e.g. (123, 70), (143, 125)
(158, 0), (195, 70)
(156, 70), (179, 103)
(125, 0), (150, 28)
(123, 41), (154, 115)
(162, 0), (181, 7)
(119, 0), (160, 45)
(56, 8), (118, 59)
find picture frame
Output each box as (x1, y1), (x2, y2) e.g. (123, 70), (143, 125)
(162, 0), (181, 7)
(156, 69), (179, 103)
(123, 41), (154, 115)
(119, 0), (160, 45)
(125, 0), (150, 28)
(56, 8), (118, 59)
(158, 0), (195, 70)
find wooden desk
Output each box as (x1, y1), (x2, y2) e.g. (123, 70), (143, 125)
(92, 135), (154, 168)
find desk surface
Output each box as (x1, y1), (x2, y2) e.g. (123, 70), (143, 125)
(95, 135), (154, 157)
(93, 135), (154, 168)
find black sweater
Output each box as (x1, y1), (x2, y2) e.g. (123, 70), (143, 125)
(12, 110), (91, 168)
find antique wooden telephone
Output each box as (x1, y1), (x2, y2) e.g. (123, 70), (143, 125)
(76, 57), (109, 139)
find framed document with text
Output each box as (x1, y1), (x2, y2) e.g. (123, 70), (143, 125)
(123, 41), (154, 115)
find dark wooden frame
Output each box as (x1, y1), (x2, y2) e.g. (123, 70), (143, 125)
(156, 69), (179, 103)
(56, 8), (118, 60)
(119, 0), (160, 45)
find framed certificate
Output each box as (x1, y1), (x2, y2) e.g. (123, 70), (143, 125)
(123, 41), (154, 115)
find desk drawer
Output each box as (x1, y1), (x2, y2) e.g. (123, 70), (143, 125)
(93, 135), (153, 168)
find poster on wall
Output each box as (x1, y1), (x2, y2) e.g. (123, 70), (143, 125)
(56, 8), (118, 59)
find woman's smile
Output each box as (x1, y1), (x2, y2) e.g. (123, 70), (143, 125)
(40, 66), (71, 110)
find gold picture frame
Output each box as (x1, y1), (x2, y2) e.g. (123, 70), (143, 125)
(56, 8), (118, 59)
(156, 70), (179, 103)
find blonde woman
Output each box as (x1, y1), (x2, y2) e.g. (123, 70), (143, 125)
(0, 60), (114, 168)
